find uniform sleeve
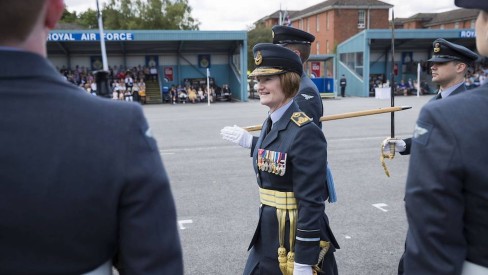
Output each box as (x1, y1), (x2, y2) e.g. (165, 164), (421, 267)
(295, 89), (323, 128)
(400, 137), (412, 155)
(115, 105), (183, 275)
(404, 106), (466, 274)
(290, 124), (327, 265)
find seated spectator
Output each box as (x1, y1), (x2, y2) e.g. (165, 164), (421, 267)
(222, 84), (232, 101)
(178, 88), (188, 104)
(197, 87), (205, 102)
(89, 80), (97, 96)
(125, 73), (134, 92)
(137, 79), (146, 104)
(205, 86), (215, 103)
(396, 79), (409, 96)
(188, 86), (197, 103)
(117, 80), (126, 100)
(170, 86), (177, 104)
(132, 78), (140, 103)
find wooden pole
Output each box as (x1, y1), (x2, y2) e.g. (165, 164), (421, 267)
(243, 106), (412, 132)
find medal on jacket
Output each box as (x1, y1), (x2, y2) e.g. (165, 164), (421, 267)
(264, 150), (270, 172)
(277, 152), (287, 176)
(258, 149), (265, 170)
(257, 149), (287, 176)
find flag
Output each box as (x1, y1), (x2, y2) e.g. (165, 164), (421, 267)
(283, 10), (291, 26)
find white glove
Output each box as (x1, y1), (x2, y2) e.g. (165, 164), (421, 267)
(382, 138), (406, 154)
(220, 125), (253, 149)
(293, 262), (313, 275)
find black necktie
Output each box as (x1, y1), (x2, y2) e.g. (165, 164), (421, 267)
(263, 116), (272, 137)
(435, 92), (442, 100)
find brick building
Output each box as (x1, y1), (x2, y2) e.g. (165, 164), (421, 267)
(397, 9), (479, 30)
(255, 0), (392, 55)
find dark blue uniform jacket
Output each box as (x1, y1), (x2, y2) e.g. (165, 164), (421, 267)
(0, 50), (183, 275)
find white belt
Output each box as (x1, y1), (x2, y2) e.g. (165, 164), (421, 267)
(82, 260), (113, 275)
(462, 261), (488, 275)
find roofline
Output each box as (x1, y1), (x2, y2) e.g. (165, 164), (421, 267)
(423, 16), (477, 27)
(291, 5), (392, 20)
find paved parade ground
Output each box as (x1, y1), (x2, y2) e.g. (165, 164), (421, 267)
(142, 95), (433, 275)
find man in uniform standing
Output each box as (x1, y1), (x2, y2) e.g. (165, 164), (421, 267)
(382, 38), (478, 156)
(0, 1), (183, 274)
(339, 74), (347, 97)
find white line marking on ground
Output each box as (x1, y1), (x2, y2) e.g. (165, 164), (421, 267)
(372, 203), (389, 212)
(178, 219), (193, 230)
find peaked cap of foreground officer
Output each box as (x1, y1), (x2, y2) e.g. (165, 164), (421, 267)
(249, 43), (303, 77)
(272, 25), (315, 45)
(455, 0), (488, 10)
(427, 38), (479, 64)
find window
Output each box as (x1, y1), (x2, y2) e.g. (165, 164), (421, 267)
(440, 24), (445, 29)
(316, 42), (320, 55)
(326, 13), (329, 30)
(358, 10), (366, 29)
(340, 52), (364, 77)
(306, 18), (310, 33)
(326, 40), (329, 54)
(471, 19), (475, 28)
(455, 21), (460, 29)
(316, 15), (320, 32)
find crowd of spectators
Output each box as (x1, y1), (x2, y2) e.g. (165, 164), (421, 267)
(59, 65), (233, 104)
(165, 84), (231, 104)
(58, 64), (156, 104)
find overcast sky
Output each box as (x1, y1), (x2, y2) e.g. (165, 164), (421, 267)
(64, 0), (459, 31)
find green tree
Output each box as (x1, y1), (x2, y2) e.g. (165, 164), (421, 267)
(100, 0), (199, 30)
(60, 8), (78, 24)
(247, 26), (273, 71)
(77, 9), (98, 29)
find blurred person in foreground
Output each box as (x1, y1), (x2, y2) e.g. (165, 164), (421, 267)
(402, 0), (488, 274)
(228, 43), (339, 275)
(0, 1), (183, 274)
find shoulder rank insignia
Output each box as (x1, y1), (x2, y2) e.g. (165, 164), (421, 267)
(291, 112), (312, 127)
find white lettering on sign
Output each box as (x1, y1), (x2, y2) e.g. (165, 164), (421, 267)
(460, 30), (476, 38)
(48, 33), (75, 41)
(48, 32), (134, 41)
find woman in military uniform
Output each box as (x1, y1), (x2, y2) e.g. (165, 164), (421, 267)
(240, 43), (339, 275)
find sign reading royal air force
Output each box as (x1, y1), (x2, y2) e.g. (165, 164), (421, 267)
(460, 30), (476, 38)
(48, 32), (134, 41)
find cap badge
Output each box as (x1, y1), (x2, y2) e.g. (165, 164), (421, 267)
(272, 30), (275, 39)
(434, 43), (441, 53)
(255, 51), (263, 65)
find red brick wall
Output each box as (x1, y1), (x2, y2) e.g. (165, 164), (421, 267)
(289, 8), (389, 55)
